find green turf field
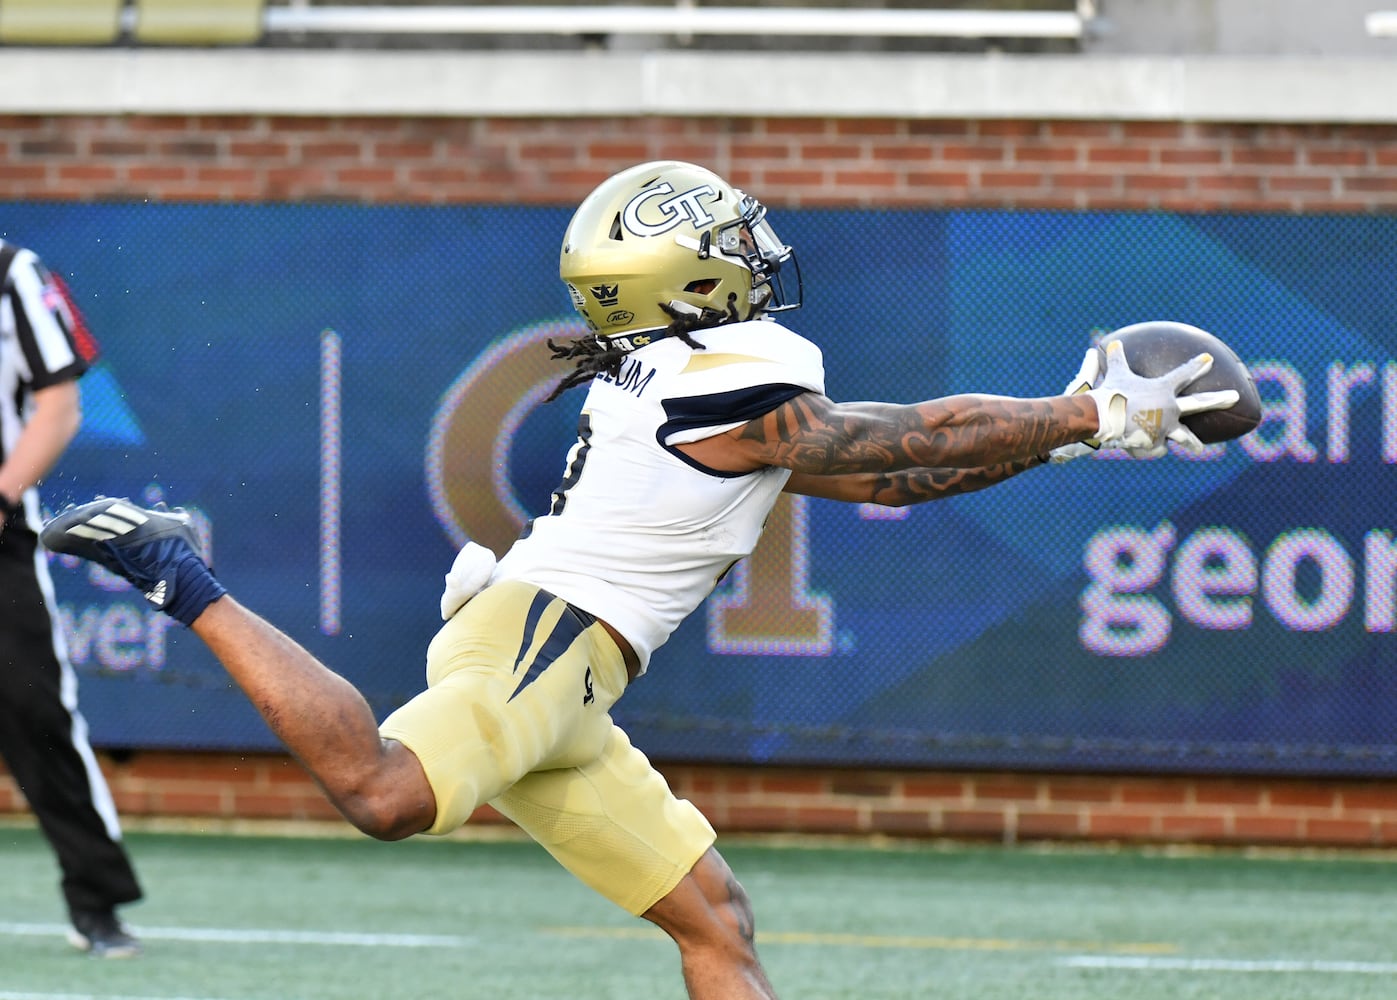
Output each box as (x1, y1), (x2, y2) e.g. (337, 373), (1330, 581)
(3, 821), (1396, 1000)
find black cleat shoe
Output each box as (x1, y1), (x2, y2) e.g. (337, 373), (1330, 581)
(42, 497), (226, 626)
(68, 908), (142, 959)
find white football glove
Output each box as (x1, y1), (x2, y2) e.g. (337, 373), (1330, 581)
(439, 541), (497, 620)
(1086, 340), (1240, 454)
(1048, 347), (1102, 464)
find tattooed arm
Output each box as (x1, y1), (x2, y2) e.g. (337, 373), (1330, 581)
(783, 454), (1047, 506)
(676, 391), (1098, 478)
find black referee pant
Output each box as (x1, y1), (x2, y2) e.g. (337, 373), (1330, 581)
(0, 526), (142, 916)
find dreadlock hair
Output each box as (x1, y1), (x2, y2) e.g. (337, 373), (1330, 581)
(544, 293), (743, 402)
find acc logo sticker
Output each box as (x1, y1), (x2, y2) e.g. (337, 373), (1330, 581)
(606, 309), (635, 324)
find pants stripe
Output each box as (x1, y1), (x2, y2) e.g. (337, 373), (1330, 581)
(509, 605), (587, 703)
(511, 590), (554, 675)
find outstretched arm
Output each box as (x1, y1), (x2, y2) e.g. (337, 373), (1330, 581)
(783, 453), (1046, 506)
(678, 391), (1098, 477)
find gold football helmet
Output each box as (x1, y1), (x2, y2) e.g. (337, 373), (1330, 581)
(559, 160), (801, 350)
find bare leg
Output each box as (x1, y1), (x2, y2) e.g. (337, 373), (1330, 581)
(191, 596), (435, 840)
(643, 847), (778, 1000)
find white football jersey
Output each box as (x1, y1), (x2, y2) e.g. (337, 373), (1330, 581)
(491, 319), (825, 672)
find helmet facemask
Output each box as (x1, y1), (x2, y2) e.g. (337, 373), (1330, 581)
(710, 193), (802, 316)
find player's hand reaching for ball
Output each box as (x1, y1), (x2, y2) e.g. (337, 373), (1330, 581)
(1087, 340), (1239, 456)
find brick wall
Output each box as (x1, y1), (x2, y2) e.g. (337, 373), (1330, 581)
(3, 115), (1396, 210)
(4, 751), (1397, 848)
(3, 111), (1396, 847)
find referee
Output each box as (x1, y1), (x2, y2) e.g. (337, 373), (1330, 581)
(0, 239), (143, 957)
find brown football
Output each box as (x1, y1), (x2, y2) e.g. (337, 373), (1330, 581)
(1095, 321), (1262, 445)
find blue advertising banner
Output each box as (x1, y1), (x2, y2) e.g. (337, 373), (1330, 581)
(7, 202), (1396, 776)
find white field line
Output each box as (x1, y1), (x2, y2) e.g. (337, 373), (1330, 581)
(1062, 955), (1397, 975)
(0, 921), (471, 948)
(0, 993), (235, 1000)
(9, 918), (1394, 979)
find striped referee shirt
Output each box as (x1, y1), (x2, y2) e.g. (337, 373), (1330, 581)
(0, 240), (96, 472)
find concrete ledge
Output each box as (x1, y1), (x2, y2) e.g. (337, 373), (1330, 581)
(1, 49), (1395, 122)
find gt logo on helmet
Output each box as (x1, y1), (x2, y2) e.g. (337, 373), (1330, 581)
(621, 182), (719, 237)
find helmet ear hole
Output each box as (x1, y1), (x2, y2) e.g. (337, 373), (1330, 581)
(685, 278), (719, 294)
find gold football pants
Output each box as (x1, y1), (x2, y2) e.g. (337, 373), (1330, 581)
(379, 580), (715, 914)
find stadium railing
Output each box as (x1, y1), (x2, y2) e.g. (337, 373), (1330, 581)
(0, 1), (1094, 48)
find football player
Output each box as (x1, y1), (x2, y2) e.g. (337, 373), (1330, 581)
(42, 161), (1235, 997)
